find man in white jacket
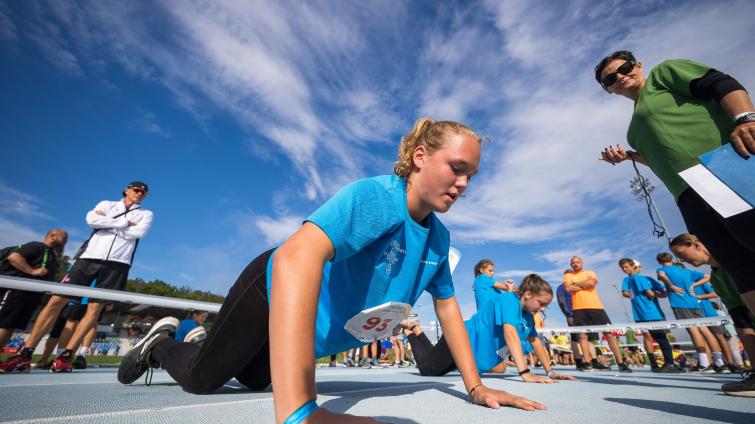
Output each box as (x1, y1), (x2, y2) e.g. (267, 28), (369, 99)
(0, 182), (153, 373)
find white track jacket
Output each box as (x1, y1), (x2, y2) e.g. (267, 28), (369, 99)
(79, 200), (154, 266)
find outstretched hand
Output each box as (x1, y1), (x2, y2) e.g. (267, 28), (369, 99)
(470, 385), (547, 411)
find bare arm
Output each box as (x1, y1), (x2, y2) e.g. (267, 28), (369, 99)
(7, 252), (48, 277)
(437, 297), (546, 410)
(688, 275), (712, 294)
(657, 271), (684, 294)
(269, 223), (332, 423)
(622, 290), (632, 299)
(576, 276), (597, 289)
(493, 280), (515, 291)
(530, 337), (575, 381)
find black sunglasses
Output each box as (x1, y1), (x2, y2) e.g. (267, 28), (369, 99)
(601, 60), (635, 88)
(129, 187), (147, 195)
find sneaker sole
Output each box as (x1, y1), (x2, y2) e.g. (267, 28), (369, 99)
(129, 317), (179, 357)
(723, 390), (755, 397)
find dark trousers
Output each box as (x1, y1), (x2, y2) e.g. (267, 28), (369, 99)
(407, 332), (456, 376)
(647, 329), (674, 366)
(677, 188), (755, 293)
(151, 249), (273, 394)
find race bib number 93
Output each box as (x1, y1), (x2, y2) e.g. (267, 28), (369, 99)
(344, 302), (412, 343)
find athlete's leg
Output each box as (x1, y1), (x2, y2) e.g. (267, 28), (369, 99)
(405, 331), (455, 376)
(23, 295), (69, 349)
(149, 250), (273, 394)
(65, 302), (104, 351)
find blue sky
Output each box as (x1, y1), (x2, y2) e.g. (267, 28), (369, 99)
(2, 0), (754, 329)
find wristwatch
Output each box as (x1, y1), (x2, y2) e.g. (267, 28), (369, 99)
(733, 112), (755, 126)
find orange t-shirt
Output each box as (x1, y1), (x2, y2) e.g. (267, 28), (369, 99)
(563, 270), (604, 310)
(534, 312), (545, 329)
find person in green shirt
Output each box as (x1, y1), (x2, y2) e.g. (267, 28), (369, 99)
(593, 50), (755, 331)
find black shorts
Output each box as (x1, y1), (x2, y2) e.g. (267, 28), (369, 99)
(707, 325), (724, 335)
(0, 289), (43, 330)
(672, 307), (702, 320)
(729, 306), (755, 330)
(63, 259), (130, 301)
(573, 309), (611, 341)
(677, 188), (755, 293)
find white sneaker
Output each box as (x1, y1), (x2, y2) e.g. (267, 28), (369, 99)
(183, 326), (207, 344)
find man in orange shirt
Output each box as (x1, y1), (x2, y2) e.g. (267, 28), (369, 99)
(564, 256), (632, 373)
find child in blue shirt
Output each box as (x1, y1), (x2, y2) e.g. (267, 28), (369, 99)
(656, 251), (725, 372)
(403, 274), (575, 383)
(619, 258), (678, 373)
(472, 259), (515, 310)
(118, 118), (545, 422)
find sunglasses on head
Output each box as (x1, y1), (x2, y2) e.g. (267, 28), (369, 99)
(601, 60), (635, 88)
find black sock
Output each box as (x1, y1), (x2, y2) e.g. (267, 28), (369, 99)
(59, 349), (74, 358)
(20, 347), (34, 358)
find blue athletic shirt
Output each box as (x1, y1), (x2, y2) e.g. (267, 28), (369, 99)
(464, 292), (536, 374)
(175, 319), (200, 341)
(693, 283), (718, 318)
(473, 274), (501, 310)
(621, 274), (666, 322)
(266, 175), (455, 358)
(657, 266), (704, 309)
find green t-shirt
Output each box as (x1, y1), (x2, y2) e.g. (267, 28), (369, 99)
(710, 267), (755, 328)
(709, 267), (745, 309)
(627, 60), (734, 199)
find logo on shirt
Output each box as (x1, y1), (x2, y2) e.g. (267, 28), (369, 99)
(384, 239), (406, 275)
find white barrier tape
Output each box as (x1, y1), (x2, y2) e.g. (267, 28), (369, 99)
(0, 275), (221, 313)
(537, 316), (731, 334)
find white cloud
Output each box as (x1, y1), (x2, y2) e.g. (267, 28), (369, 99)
(254, 215), (304, 245)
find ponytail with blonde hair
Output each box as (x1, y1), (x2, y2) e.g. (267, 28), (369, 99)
(393, 118), (481, 178)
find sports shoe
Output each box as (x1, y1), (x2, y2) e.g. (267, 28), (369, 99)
(693, 366), (717, 374)
(591, 361), (611, 371)
(728, 365), (748, 374)
(617, 362), (633, 373)
(118, 316), (179, 385)
(0, 355), (31, 373)
(359, 358), (372, 369)
(182, 326), (207, 344)
(652, 364), (681, 374)
(722, 371), (754, 397)
(579, 364), (594, 372)
(713, 365), (731, 374)
(400, 314), (420, 330)
(50, 356), (73, 373)
(72, 355), (87, 370)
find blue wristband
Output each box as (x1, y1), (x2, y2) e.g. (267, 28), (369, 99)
(283, 400), (319, 424)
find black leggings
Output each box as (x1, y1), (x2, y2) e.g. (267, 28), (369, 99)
(407, 332), (457, 376)
(677, 188), (755, 294)
(150, 249), (273, 394)
(647, 329), (674, 366)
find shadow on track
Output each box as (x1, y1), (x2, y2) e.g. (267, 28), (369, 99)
(605, 397), (755, 424)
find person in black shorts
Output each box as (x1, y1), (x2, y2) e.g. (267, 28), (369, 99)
(0, 230), (67, 369)
(1, 182), (153, 373)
